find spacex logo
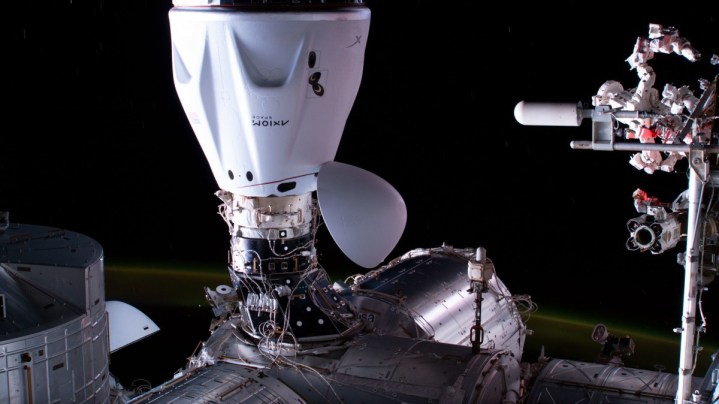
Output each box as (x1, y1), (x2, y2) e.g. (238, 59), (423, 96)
(252, 115), (288, 127)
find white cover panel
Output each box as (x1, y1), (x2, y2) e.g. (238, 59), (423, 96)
(106, 300), (160, 353)
(317, 161), (406, 268)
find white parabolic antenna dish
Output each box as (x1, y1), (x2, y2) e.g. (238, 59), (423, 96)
(317, 161), (407, 268)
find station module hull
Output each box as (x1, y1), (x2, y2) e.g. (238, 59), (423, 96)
(5, 2), (719, 404)
(0, 223), (110, 403)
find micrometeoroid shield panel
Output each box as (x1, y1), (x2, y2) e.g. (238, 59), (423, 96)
(168, 7), (371, 197)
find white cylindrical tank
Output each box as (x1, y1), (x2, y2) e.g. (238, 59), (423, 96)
(514, 101), (583, 126)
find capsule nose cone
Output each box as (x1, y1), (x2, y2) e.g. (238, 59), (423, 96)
(513, 101), (528, 125)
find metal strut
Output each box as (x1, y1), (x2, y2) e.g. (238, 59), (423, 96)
(470, 280), (485, 354)
(468, 247), (492, 354)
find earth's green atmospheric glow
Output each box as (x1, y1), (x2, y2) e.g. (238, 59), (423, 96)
(105, 263), (719, 376)
(105, 262), (228, 307)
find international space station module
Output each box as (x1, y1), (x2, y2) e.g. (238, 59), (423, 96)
(4, 2), (719, 403)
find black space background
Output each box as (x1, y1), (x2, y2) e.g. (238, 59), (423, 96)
(3, 0), (719, 387)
